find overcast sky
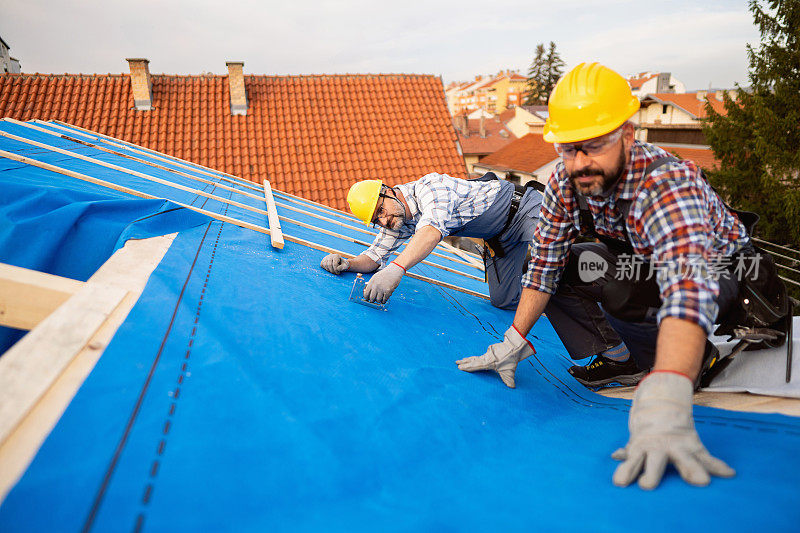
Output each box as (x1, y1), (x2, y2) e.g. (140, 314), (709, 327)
(2, 0), (760, 90)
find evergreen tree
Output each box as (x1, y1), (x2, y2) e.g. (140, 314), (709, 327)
(524, 44), (547, 105)
(524, 42), (564, 105)
(544, 41), (566, 96)
(703, 0), (800, 247)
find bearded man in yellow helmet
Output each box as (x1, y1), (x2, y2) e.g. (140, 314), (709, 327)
(457, 62), (759, 490)
(321, 173), (543, 310)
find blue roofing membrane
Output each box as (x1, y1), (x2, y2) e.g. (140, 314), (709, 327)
(0, 121), (799, 531)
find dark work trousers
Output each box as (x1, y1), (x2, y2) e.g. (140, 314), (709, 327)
(482, 189), (542, 309)
(543, 242), (742, 370)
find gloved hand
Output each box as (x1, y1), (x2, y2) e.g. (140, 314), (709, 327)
(612, 371), (735, 490)
(364, 262), (405, 303)
(320, 253), (350, 274)
(455, 325), (535, 388)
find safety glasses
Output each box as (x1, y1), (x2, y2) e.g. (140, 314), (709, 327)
(371, 187), (393, 227)
(554, 128), (623, 160)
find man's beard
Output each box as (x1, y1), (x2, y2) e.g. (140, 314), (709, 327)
(568, 146), (627, 197)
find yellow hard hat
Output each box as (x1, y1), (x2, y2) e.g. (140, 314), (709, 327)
(347, 179), (383, 224)
(543, 62), (640, 144)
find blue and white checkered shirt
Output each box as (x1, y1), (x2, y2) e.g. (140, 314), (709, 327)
(363, 173), (501, 265)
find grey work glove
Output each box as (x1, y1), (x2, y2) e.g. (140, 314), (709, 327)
(455, 326), (535, 388)
(320, 253), (350, 274)
(612, 371), (735, 490)
(364, 262), (405, 304)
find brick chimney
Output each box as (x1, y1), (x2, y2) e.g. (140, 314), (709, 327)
(479, 115), (486, 138)
(461, 114), (469, 137)
(226, 61), (248, 116)
(126, 58), (152, 111)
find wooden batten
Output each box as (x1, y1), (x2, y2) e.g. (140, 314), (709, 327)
(263, 180), (284, 249)
(0, 264), (84, 330)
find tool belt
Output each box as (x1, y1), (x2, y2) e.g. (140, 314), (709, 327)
(484, 184), (526, 259)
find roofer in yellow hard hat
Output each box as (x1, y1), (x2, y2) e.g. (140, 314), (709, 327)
(320, 172), (544, 310)
(456, 62), (769, 490)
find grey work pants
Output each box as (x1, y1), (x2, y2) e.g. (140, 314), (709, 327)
(543, 242), (742, 370)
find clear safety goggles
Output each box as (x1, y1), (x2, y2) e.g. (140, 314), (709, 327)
(371, 186), (398, 228)
(554, 127), (623, 160)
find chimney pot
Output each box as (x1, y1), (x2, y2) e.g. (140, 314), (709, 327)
(226, 61), (248, 116)
(126, 58), (152, 111)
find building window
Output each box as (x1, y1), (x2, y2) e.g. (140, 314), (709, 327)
(662, 104), (668, 114)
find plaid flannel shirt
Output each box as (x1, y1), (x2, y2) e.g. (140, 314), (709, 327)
(523, 141), (750, 333)
(363, 173), (501, 265)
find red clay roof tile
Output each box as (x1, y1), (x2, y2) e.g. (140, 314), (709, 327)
(0, 73), (466, 210)
(477, 133), (557, 174)
(642, 92), (728, 119)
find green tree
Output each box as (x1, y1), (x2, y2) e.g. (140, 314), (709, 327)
(524, 44), (547, 105)
(524, 42), (564, 105)
(703, 0), (800, 247)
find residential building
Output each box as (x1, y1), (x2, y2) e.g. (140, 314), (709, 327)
(635, 90), (730, 145)
(472, 133), (558, 186)
(0, 59), (466, 210)
(0, 35), (21, 74)
(501, 106), (544, 139)
(452, 113), (515, 173)
(626, 71), (685, 97)
(448, 70), (528, 116)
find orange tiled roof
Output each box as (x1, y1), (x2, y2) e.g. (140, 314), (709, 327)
(0, 72), (466, 210)
(627, 73), (658, 90)
(643, 92), (728, 119)
(477, 133), (557, 173)
(456, 117), (515, 155)
(657, 144), (719, 171)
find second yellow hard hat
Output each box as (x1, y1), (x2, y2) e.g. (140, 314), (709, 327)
(347, 179), (383, 225)
(543, 62), (640, 144)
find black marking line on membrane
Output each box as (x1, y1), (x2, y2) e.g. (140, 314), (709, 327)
(415, 262), (502, 340)
(133, 186), (233, 531)
(191, 179), (215, 208)
(81, 221), (214, 533)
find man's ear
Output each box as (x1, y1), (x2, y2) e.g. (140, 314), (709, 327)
(622, 122), (636, 149)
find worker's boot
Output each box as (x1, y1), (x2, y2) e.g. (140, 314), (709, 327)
(568, 355), (647, 389)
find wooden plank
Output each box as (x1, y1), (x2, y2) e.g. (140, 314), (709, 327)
(263, 180), (284, 249)
(49, 120), (265, 193)
(0, 136), (483, 281)
(10, 120), (483, 272)
(0, 283), (128, 445)
(7, 121), (483, 271)
(0, 130), (274, 221)
(597, 386), (800, 417)
(0, 233), (176, 503)
(0, 264), (84, 330)
(0, 149), (489, 300)
(0, 148), (272, 234)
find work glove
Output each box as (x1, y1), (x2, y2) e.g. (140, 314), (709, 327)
(364, 262), (405, 304)
(612, 371), (735, 490)
(320, 253), (350, 274)
(455, 326), (535, 388)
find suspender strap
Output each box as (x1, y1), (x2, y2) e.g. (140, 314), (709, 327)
(485, 184), (526, 259)
(576, 156), (679, 252)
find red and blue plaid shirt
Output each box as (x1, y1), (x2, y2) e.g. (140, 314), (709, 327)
(523, 141), (750, 333)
